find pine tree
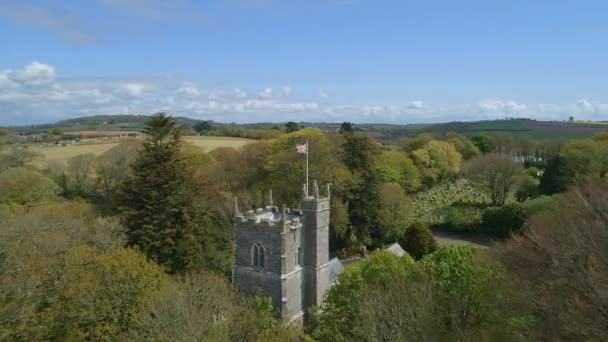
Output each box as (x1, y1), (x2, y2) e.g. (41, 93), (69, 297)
(118, 113), (229, 274)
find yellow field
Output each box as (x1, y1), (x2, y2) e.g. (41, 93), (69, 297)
(183, 136), (252, 150)
(573, 121), (608, 125)
(69, 130), (142, 136)
(29, 136), (252, 167)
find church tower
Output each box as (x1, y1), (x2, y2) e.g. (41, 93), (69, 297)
(232, 183), (337, 324)
(300, 181), (331, 309)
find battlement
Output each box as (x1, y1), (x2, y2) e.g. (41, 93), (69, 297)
(235, 193), (303, 232)
(301, 180), (331, 202)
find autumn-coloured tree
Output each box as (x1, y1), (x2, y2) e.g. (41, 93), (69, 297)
(492, 181), (608, 340)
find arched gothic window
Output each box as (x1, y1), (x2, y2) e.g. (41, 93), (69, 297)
(252, 242), (266, 268)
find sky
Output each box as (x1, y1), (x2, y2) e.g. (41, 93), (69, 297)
(1, 0), (608, 125)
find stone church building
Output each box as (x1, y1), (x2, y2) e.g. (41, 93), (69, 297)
(232, 181), (343, 323)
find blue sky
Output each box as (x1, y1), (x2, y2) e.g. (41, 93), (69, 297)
(1, 0), (608, 125)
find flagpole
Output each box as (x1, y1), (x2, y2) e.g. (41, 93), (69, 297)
(306, 139), (309, 198)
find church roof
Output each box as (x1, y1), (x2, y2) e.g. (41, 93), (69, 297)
(386, 242), (406, 257)
(328, 257), (344, 284)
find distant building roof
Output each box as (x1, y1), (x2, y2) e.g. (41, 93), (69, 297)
(328, 257), (344, 284)
(386, 242), (406, 257)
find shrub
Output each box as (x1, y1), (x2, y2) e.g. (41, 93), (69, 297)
(481, 203), (526, 238)
(399, 223), (438, 260)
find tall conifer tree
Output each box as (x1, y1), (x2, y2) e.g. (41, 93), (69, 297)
(118, 113), (229, 274)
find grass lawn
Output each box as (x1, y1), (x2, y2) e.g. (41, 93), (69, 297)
(29, 136), (253, 167)
(183, 136), (252, 150)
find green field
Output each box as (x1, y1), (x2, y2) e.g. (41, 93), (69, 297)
(29, 136), (252, 166)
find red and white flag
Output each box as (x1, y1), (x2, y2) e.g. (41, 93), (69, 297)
(296, 143), (307, 154)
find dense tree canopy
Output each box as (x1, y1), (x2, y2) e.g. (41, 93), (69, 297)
(118, 113), (230, 274)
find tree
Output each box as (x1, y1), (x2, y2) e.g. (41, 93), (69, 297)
(0, 148), (41, 171)
(312, 250), (414, 341)
(481, 203), (527, 238)
(20, 247), (166, 340)
(446, 133), (480, 160)
(398, 223), (438, 260)
(284, 121), (300, 133)
(66, 153), (96, 195)
(492, 181), (608, 340)
(492, 133), (514, 155)
(463, 154), (524, 206)
(539, 155), (575, 195)
(95, 142), (140, 202)
(193, 121), (213, 134)
(0, 167), (60, 205)
(314, 246), (524, 341)
(118, 113), (229, 274)
(403, 133), (440, 152)
(471, 133), (495, 154)
(515, 175), (538, 202)
(340, 132), (381, 244)
(339, 122), (353, 134)
(592, 133), (608, 177)
(375, 183), (413, 243)
(411, 140), (461, 184)
(375, 150), (422, 192)
(560, 139), (601, 178)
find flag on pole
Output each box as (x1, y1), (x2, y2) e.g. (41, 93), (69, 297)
(296, 143), (307, 154)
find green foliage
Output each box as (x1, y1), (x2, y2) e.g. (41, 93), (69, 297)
(560, 139), (601, 177)
(464, 154), (524, 206)
(339, 122), (353, 133)
(375, 183), (414, 243)
(118, 113), (231, 274)
(28, 247), (166, 341)
(539, 155), (575, 194)
(193, 120), (213, 133)
(481, 203), (526, 238)
(446, 132), (480, 160)
(284, 121), (300, 133)
(515, 175), (539, 202)
(312, 250), (413, 341)
(0, 167), (60, 205)
(398, 223), (438, 260)
(340, 131), (382, 243)
(375, 150), (422, 192)
(411, 140), (462, 184)
(441, 204), (483, 232)
(0, 148), (41, 171)
(314, 246), (526, 341)
(471, 133), (495, 153)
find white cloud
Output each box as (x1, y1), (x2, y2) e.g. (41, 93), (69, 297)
(2, 61), (608, 125)
(319, 90), (329, 98)
(408, 100), (424, 109)
(115, 83), (145, 97)
(478, 98), (527, 115)
(175, 86), (200, 97)
(6, 61), (56, 86)
(258, 87), (273, 99)
(577, 98), (595, 113)
(282, 86), (293, 96)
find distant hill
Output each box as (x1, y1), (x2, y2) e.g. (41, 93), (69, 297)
(5, 115), (607, 141)
(9, 114), (205, 134)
